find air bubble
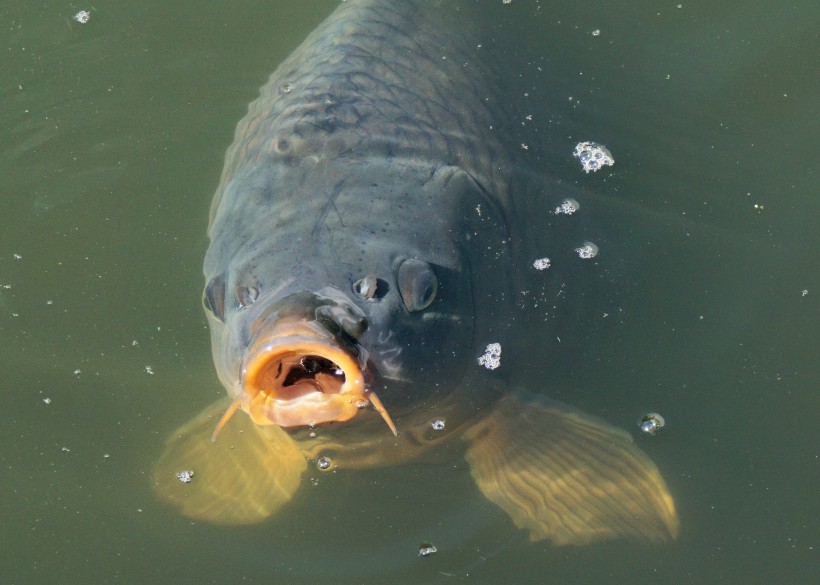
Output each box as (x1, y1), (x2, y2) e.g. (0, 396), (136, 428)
(554, 198), (580, 215)
(316, 456), (332, 471)
(431, 419), (446, 431)
(640, 413), (665, 435)
(575, 241), (599, 259)
(533, 257), (551, 270)
(478, 342), (502, 370)
(418, 542), (438, 557)
(573, 141), (614, 173)
(176, 470), (195, 484)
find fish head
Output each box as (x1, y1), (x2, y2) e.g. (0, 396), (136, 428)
(202, 162), (508, 435)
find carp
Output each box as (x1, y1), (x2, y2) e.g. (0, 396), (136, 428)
(154, 0), (678, 546)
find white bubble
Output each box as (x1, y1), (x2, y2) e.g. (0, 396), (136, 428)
(554, 198), (580, 215)
(73, 10), (90, 24)
(573, 142), (614, 173)
(532, 257), (551, 270)
(431, 419), (446, 431)
(640, 413), (665, 435)
(478, 343), (502, 370)
(418, 542), (438, 557)
(575, 241), (599, 259)
(176, 470), (195, 483)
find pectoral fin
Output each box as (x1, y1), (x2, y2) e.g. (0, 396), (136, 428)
(153, 398), (307, 524)
(463, 391), (678, 545)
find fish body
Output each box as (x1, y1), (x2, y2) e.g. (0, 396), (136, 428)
(155, 0), (678, 545)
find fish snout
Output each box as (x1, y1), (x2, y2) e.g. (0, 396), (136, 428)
(242, 319), (367, 426)
(238, 290), (395, 434)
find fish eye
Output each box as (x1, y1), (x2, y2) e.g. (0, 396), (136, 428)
(352, 275), (389, 301)
(397, 259), (438, 312)
(236, 285), (259, 308)
(202, 275), (227, 322)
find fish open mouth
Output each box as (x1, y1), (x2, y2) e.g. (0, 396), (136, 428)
(267, 354), (348, 400)
(227, 320), (396, 436)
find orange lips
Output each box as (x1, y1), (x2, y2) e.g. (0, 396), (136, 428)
(214, 319), (396, 439)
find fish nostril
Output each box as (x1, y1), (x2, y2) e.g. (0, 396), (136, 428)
(352, 275), (389, 301)
(353, 275), (378, 300)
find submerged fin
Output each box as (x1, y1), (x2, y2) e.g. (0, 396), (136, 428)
(463, 391), (679, 545)
(153, 399), (307, 524)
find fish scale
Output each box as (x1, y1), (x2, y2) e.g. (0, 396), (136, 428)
(211, 1), (519, 229)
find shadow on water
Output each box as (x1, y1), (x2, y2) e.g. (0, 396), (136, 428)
(1, 1), (817, 584)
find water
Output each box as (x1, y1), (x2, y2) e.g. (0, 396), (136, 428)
(1, 1), (817, 583)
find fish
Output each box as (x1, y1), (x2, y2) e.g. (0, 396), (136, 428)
(153, 0), (678, 546)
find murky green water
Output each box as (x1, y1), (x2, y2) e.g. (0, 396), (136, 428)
(2, 1), (817, 583)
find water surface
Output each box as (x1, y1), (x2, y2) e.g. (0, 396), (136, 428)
(1, 1), (817, 583)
